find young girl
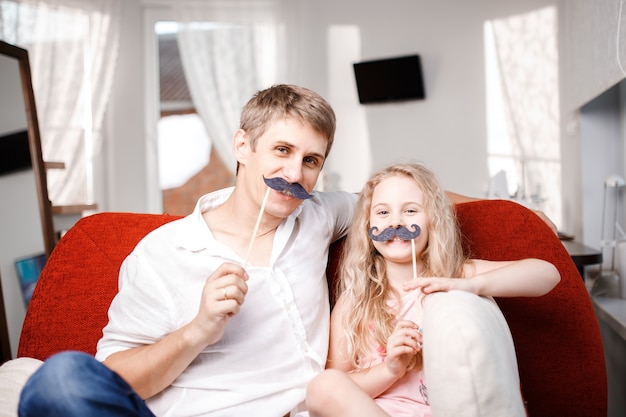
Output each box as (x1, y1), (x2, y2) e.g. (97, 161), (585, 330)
(306, 162), (560, 417)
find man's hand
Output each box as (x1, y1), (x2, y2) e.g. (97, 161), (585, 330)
(103, 262), (249, 400)
(190, 262), (249, 347)
(445, 191), (558, 235)
(533, 210), (558, 235)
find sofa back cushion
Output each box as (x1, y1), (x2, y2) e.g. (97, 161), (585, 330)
(18, 213), (182, 360)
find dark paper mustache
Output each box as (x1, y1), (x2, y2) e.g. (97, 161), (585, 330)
(263, 176), (313, 200)
(368, 224), (421, 242)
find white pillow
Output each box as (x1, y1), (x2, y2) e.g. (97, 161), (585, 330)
(422, 291), (526, 417)
(0, 357), (43, 417)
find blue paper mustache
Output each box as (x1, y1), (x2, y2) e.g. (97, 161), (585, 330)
(263, 176), (313, 200)
(368, 224), (421, 242)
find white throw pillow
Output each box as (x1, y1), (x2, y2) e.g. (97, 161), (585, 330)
(422, 290), (526, 417)
(0, 357), (43, 417)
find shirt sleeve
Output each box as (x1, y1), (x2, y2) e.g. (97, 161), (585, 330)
(316, 191), (358, 242)
(95, 251), (176, 361)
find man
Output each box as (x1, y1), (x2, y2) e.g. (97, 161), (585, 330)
(18, 84), (556, 417)
(20, 84), (353, 417)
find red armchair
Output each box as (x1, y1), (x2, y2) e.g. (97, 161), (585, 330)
(17, 200), (606, 416)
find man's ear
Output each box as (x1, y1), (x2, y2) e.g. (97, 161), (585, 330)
(232, 129), (250, 163)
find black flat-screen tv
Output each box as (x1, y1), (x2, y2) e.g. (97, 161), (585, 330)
(353, 54), (425, 104)
(0, 129), (31, 176)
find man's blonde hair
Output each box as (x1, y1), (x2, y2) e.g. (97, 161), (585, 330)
(240, 84), (336, 156)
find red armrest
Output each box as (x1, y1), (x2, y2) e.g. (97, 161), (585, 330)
(454, 200), (606, 417)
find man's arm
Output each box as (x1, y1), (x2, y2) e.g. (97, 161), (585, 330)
(103, 262), (248, 399)
(103, 324), (208, 399)
(445, 191), (479, 205)
(444, 191), (558, 235)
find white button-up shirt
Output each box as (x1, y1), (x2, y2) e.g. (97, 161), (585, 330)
(96, 187), (357, 416)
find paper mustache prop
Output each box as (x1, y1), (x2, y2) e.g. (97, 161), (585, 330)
(368, 224), (421, 242)
(369, 224), (422, 280)
(263, 176), (313, 200)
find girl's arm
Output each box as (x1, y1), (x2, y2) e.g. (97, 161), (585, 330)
(404, 258), (560, 298)
(326, 297), (421, 399)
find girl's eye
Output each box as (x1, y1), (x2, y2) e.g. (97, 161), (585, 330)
(377, 210), (389, 216)
(277, 146), (288, 154)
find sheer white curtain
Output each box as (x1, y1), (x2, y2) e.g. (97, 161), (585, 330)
(0, 0), (121, 205)
(487, 6), (561, 226)
(172, 0), (297, 173)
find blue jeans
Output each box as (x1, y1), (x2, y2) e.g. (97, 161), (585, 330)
(19, 351), (155, 417)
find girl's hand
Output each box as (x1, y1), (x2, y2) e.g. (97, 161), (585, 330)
(384, 320), (423, 378)
(404, 276), (478, 295)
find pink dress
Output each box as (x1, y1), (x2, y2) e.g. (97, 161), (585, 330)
(371, 289), (432, 417)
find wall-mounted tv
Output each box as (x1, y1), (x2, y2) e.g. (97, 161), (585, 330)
(0, 129), (31, 176)
(353, 54), (425, 104)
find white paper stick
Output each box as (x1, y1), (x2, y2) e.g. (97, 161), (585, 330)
(411, 238), (417, 280)
(244, 187), (271, 267)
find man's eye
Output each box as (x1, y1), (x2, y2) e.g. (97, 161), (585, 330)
(304, 156), (318, 166)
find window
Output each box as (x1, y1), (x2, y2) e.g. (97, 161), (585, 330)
(484, 6), (561, 226)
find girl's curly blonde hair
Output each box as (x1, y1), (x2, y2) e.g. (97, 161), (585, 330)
(336, 162), (467, 370)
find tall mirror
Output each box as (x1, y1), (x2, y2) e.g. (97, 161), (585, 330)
(0, 40), (55, 360)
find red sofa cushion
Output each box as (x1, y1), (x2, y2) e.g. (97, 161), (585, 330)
(18, 212), (182, 360)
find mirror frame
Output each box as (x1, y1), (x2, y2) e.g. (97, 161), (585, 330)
(0, 40), (56, 258)
(0, 269), (9, 364)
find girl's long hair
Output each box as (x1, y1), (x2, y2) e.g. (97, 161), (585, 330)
(337, 162), (467, 369)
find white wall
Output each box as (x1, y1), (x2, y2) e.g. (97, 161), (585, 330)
(103, 0), (558, 216)
(97, 0), (626, 244)
(98, 0), (150, 214)
(298, 0), (559, 198)
(558, 0), (626, 245)
(580, 85), (624, 251)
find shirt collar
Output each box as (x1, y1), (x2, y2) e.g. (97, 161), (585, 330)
(174, 187), (307, 254)
(174, 187), (233, 252)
